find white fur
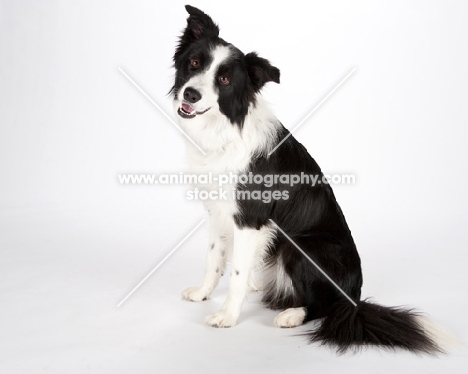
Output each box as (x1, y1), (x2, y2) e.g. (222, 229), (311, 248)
(177, 94), (281, 226)
(181, 210), (232, 301)
(263, 255), (295, 300)
(274, 307), (307, 328)
(205, 224), (276, 327)
(177, 45), (281, 327)
(416, 315), (463, 353)
(248, 267), (264, 292)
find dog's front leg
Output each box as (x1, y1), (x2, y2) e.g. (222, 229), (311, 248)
(181, 213), (231, 302)
(205, 224), (272, 327)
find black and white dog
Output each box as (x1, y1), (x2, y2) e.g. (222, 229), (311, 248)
(171, 5), (445, 353)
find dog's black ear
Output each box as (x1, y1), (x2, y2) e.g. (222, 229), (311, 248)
(184, 5), (219, 40)
(174, 5), (220, 62)
(245, 52), (280, 91)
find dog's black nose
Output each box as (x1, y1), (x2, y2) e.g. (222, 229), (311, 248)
(183, 87), (201, 103)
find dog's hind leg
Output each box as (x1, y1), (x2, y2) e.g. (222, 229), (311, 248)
(274, 307), (307, 328)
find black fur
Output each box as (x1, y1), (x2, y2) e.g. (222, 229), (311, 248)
(235, 128), (363, 320)
(245, 52), (280, 91)
(173, 5), (220, 63)
(307, 299), (441, 354)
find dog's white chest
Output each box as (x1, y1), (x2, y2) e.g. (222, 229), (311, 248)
(186, 143), (252, 215)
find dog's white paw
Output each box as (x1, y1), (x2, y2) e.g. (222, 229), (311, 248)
(181, 286), (209, 302)
(205, 310), (238, 328)
(274, 307), (306, 328)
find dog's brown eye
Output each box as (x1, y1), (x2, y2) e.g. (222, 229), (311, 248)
(219, 75), (230, 85)
(190, 58), (200, 68)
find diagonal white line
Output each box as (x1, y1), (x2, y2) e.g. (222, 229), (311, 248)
(268, 68), (356, 156)
(117, 218), (206, 307)
(269, 219), (357, 307)
(118, 67), (207, 155)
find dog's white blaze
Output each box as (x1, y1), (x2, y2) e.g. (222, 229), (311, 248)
(177, 45), (231, 114)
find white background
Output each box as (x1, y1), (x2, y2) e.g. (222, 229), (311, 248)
(1, 0), (467, 372)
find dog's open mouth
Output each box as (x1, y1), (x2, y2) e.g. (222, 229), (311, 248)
(178, 102), (210, 119)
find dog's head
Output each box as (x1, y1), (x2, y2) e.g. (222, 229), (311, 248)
(171, 5), (280, 128)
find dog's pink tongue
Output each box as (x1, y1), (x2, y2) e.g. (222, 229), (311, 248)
(182, 102), (195, 114)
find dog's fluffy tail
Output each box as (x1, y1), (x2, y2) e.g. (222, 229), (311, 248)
(307, 299), (456, 354)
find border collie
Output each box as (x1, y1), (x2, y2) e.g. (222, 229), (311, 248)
(171, 5), (445, 353)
